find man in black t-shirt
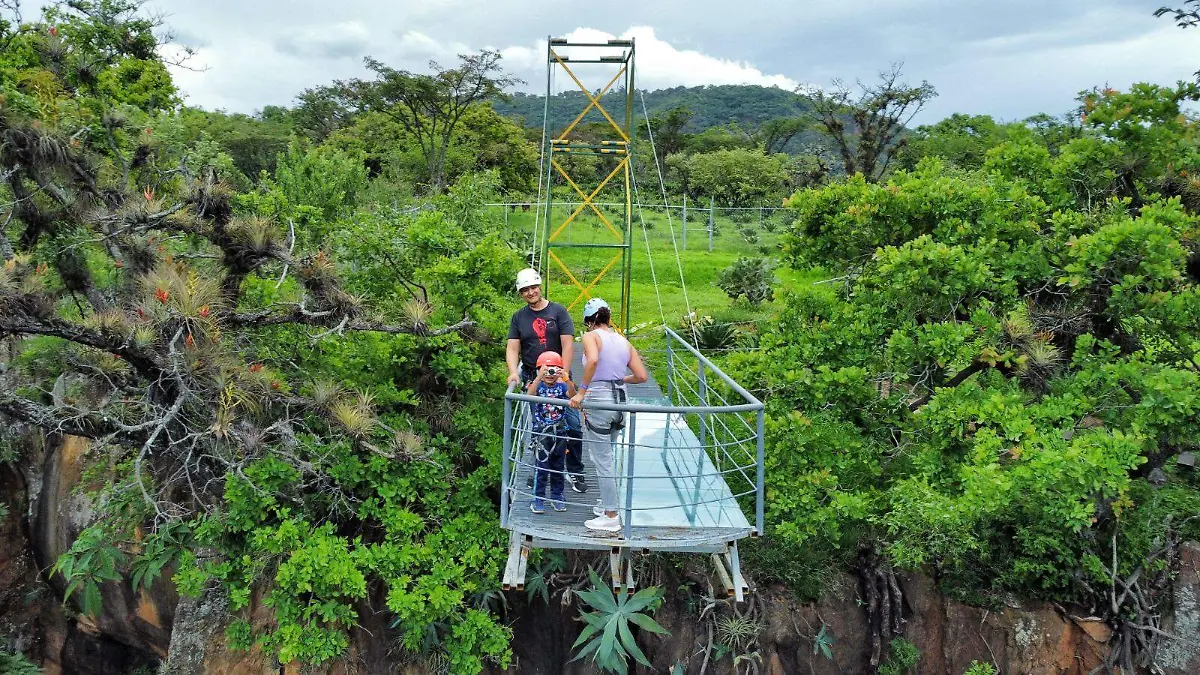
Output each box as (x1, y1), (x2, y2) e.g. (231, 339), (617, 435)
(507, 268), (575, 384)
(507, 268), (586, 493)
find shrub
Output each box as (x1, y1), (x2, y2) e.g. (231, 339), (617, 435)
(716, 257), (776, 306)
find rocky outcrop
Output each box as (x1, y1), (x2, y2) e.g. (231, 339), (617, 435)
(1156, 542), (1200, 674)
(0, 436), (62, 665)
(633, 575), (1110, 674)
(2, 434), (169, 674)
(4, 434), (1200, 674)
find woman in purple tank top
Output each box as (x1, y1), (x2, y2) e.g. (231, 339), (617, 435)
(569, 298), (648, 532)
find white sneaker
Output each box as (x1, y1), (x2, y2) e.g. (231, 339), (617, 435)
(593, 500), (605, 516)
(585, 514), (621, 532)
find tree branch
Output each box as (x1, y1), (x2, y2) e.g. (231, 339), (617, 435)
(0, 313), (164, 378)
(0, 392), (133, 441)
(908, 360), (988, 411)
(227, 307), (474, 337)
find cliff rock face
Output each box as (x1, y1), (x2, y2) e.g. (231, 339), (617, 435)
(1156, 542), (1200, 674)
(0, 435), (62, 665)
(4, 434), (1200, 674)
(2, 435), (173, 674)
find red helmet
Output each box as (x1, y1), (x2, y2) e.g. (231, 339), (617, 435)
(536, 351), (564, 369)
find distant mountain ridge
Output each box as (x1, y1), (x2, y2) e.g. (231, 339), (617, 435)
(494, 84), (815, 138)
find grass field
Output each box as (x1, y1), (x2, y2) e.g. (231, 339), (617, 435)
(491, 200), (824, 344)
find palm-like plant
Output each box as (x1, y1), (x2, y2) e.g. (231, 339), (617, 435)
(571, 570), (670, 674)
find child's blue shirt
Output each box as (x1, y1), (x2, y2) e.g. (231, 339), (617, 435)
(533, 381), (569, 429)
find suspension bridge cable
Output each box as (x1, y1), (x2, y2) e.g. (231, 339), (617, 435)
(638, 89), (696, 340)
(631, 164), (667, 330)
(530, 49), (553, 271)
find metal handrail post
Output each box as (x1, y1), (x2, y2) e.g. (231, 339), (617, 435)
(756, 408), (765, 535)
(698, 359), (709, 448)
(692, 357), (709, 524)
(501, 396), (513, 528)
(664, 333), (674, 404)
(623, 412), (638, 540)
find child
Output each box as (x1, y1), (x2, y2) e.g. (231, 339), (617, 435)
(526, 351), (576, 513)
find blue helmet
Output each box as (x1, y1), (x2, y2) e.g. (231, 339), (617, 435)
(583, 297), (610, 320)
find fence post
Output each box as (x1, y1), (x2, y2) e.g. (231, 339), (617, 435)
(708, 196), (715, 253)
(504, 205), (509, 237)
(501, 396), (512, 528)
(623, 412), (638, 540)
(682, 194), (687, 250)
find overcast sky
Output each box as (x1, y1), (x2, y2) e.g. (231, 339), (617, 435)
(31, 0), (1200, 124)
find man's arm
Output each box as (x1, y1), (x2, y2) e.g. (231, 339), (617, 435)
(507, 339), (522, 386)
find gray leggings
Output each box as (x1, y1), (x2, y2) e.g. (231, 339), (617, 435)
(582, 383), (626, 513)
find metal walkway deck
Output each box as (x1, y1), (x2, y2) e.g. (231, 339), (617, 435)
(505, 409), (753, 550)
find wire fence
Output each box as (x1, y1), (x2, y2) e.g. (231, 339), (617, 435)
(485, 199), (793, 255)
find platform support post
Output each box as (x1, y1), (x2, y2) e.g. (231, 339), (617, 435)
(501, 396), (512, 528)
(726, 542), (747, 602)
(622, 413), (637, 541)
(501, 530), (522, 590)
(610, 547), (623, 590)
(711, 553), (735, 598)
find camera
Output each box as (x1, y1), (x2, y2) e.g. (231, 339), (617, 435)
(544, 366), (560, 377)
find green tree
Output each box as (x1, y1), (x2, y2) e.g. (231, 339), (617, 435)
(895, 113), (1017, 171)
(0, 4), (517, 672)
(643, 105), (692, 167)
(1156, 2), (1200, 27)
(809, 64), (938, 181)
(681, 148), (790, 206)
(753, 99), (1200, 669)
(337, 50), (521, 193)
(290, 84), (354, 142)
(684, 122), (755, 154)
(755, 116), (809, 155)
(171, 107), (293, 178)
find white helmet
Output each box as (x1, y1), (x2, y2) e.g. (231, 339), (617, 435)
(583, 297), (610, 319)
(515, 268), (542, 291)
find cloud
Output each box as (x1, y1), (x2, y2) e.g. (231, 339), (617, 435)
(140, 0), (1198, 122)
(391, 30), (472, 63)
(492, 26), (801, 95)
(274, 21), (371, 60)
(165, 26), (211, 50)
(920, 22), (1200, 122)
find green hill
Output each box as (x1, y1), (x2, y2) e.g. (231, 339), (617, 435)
(495, 84), (818, 150)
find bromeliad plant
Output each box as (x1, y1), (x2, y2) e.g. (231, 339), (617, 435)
(571, 570), (670, 674)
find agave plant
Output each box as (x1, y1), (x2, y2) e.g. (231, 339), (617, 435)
(695, 320), (741, 351)
(571, 570), (669, 674)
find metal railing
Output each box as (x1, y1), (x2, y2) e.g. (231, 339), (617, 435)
(501, 327), (765, 543)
